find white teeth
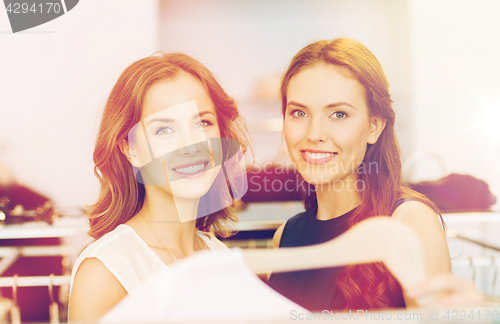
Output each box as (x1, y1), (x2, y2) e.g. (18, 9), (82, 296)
(174, 163), (206, 174)
(304, 151), (334, 159)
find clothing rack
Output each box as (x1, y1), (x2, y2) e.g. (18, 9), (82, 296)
(0, 246), (70, 258)
(450, 236), (500, 300)
(0, 244), (74, 323)
(455, 234), (500, 253)
(452, 256), (500, 269)
(0, 273), (68, 324)
(0, 246), (71, 276)
(0, 275), (71, 288)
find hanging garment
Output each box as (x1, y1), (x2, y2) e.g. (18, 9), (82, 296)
(99, 216), (427, 322)
(98, 217), (426, 323)
(100, 248), (308, 323)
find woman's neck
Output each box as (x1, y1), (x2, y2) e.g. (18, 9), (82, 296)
(139, 185), (201, 249)
(314, 174), (361, 220)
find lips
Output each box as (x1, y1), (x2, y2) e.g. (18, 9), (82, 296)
(171, 159), (210, 178)
(300, 150), (337, 165)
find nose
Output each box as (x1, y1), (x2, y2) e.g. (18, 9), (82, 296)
(176, 130), (204, 156)
(306, 117), (328, 143)
(177, 142), (202, 156)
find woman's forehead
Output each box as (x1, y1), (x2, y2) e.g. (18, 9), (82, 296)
(287, 64), (367, 109)
(141, 74), (214, 120)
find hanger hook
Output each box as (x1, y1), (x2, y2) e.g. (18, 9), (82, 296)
(48, 273), (55, 304)
(492, 256), (498, 299)
(11, 274), (21, 324)
(469, 257), (476, 283)
(12, 274), (18, 305)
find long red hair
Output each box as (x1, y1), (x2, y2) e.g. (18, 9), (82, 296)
(88, 53), (251, 240)
(281, 38), (443, 310)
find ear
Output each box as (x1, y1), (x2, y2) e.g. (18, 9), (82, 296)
(367, 117), (386, 145)
(119, 139), (142, 168)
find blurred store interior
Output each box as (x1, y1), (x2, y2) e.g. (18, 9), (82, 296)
(1, 0), (500, 322)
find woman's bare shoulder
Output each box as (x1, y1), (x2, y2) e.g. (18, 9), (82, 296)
(392, 200), (442, 226)
(69, 257), (127, 323)
(392, 200), (451, 275)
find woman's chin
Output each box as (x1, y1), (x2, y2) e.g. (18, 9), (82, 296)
(170, 186), (211, 201)
(170, 179), (212, 199)
(301, 174), (339, 186)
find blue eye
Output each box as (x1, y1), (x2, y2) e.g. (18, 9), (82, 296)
(291, 110), (307, 118)
(155, 127), (173, 135)
(195, 120), (213, 129)
(331, 112), (347, 119)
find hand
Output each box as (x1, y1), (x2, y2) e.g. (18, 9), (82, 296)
(406, 273), (486, 309)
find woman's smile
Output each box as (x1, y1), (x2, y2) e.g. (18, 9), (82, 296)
(300, 150), (338, 165)
(171, 160), (210, 178)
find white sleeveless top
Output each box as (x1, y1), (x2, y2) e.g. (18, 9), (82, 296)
(70, 224), (228, 294)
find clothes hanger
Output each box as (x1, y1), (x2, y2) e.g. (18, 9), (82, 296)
(98, 217), (429, 323)
(241, 217), (428, 299)
(48, 273), (60, 324)
(492, 256), (498, 300)
(10, 274), (20, 324)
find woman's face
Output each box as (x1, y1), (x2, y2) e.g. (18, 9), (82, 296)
(283, 63), (384, 188)
(127, 72), (222, 201)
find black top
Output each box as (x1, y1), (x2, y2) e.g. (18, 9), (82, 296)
(268, 200), (407, 311)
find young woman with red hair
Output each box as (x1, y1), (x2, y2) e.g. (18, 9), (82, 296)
(268, 38), (451, 311)
(69, 53), (250, 322)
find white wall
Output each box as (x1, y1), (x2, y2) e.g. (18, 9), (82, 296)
(159, 0), (414, 164)
(0, 0), (159, 207)
(409, 0), (500, 209)
(160, 0), (396, 101)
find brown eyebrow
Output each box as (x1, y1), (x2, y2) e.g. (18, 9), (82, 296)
(197, 111), (215, 118)
(146, 111), (215, 125)
(287, 101), (356, 110)
(286, 101), (308, 110)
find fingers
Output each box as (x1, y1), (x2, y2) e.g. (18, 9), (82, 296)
(418, 291), (485, 309)
(433, 291), (485, 308)
(406, 273), (472, 298)
(406, 273), (486, 309)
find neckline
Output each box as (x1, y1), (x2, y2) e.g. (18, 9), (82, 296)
(311, 205), (359, 222)
(116, 224), (212, 268)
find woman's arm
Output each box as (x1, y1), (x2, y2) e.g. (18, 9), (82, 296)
(392, 201), (451, 307)
(273, 222), (286, 248)
(69, 258), (127, 323)
(266, 222), (286, 280)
